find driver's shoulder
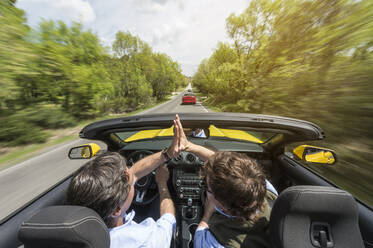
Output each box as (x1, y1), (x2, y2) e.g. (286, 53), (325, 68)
(140, 213), (176, 229)
(157, 213), (176, 224)
(110, 215), (174, 247)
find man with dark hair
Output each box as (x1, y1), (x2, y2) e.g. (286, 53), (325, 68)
(203, 151), (268, 219)
(67, 115), (184, 248)
(173, 116), (278, 248)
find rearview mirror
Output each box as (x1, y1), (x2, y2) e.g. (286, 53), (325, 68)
(293, 145), (337, 165)
(68, 143), (101, 159)
(185, 128), (209, 139)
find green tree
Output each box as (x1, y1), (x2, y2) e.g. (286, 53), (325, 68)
(192, 0), (373, 205)
(111, 31), (185, 107)
(19, 21), (113, 117)
(0, 0), (33, 112)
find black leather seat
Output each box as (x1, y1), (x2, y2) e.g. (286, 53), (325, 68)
(269, 186), (364, 248)
(18, 205), (110, 248)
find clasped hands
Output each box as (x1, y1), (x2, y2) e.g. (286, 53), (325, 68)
(156, 114), (189, 185)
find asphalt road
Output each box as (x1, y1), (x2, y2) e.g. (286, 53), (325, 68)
(0, 87), (209, 222)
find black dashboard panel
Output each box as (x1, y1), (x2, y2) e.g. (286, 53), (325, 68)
(119, 138), (264, 153)
(205, 139), (264, 153)
(167, 151), (205, 248)
(168, 151), (205, 203)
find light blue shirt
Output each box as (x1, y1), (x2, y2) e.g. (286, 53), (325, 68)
(109, 210), (176, 248)
(194, 180), (278, 248)
(193, 129), (206, 138)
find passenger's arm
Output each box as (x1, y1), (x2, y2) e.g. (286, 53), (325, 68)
(198, 192), (215, 229)
(185, 142), (215, 161)
(195, 195), (224, 248)
(194, 228), (225, 248)
(174, 114), (215, 161)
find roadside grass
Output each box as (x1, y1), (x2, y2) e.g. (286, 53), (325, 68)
(0, 99), (169, 170)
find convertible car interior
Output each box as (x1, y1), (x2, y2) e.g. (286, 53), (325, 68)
(1, 113), (372, 248)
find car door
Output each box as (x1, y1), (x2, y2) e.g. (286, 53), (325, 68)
(276, 151), (373, 248)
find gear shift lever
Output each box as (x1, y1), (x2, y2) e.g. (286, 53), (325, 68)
(187, 197), (193, 207)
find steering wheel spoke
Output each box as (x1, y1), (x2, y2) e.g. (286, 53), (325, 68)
(126, 150), (159, 205)
(135, 189), (147, 203)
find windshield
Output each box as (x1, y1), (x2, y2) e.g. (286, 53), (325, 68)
(114, 125), (275, 144)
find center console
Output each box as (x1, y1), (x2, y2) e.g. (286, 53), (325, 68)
(169, 152), (206, 248)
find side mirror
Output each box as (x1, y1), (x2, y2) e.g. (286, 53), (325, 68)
(68, 143), (101, 159)
(293, 145), (337, 165)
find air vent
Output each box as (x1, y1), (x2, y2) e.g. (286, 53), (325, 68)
(186, 153), (196, 163)
(174, 154), (182, 161)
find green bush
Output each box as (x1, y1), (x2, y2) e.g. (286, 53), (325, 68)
(110, 98), (129, 113)
(14, 105), (77, 129)
(0, 116), (49, 146)
(0, 105), (76, 146)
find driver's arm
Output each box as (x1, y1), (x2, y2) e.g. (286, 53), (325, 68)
(155, 165), (175, 216)
(130, 151), (168, 183)
(154, 165), (176, 247)
(131, 115), (183, 182)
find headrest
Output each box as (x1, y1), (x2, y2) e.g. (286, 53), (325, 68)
(269, 186), (364, 248)
(19, 205), (110, 248)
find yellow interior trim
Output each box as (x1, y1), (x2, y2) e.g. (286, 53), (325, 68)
(125, 126), (174, 142)
(157, 126), (174, 136)
(125, 129), (162, 142)
(209, 125), (225, 137)
(210, 125), (263, 143)
(124, 125), (263, 143)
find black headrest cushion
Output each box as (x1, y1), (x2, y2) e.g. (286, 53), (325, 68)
(19, 205), (110, 248)
(270, 186), (364, 248)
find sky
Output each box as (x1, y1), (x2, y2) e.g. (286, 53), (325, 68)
(16, 0), (250, 76)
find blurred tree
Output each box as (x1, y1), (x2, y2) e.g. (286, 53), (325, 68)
(0, 3), (184, 145)
(194, 0), (373, 119)
(0, 0), (33, 113)
(16, 21), (113, 118)
(192, 0), (373, 205)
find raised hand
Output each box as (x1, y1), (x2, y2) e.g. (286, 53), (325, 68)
(167, 114), (182, 158)
(174, 114), (190, 151)
(167, 114), (190, 157)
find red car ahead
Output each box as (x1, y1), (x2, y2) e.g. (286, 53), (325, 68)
(182, 93), (196, 104)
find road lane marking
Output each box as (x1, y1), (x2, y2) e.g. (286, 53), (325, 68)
(200, 103), (209, 112)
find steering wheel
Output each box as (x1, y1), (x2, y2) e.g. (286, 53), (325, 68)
(126, 150), (158, 205)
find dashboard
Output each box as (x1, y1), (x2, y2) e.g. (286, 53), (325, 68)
(168, 151), (205, 248)
(169, 151), (205, 203)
